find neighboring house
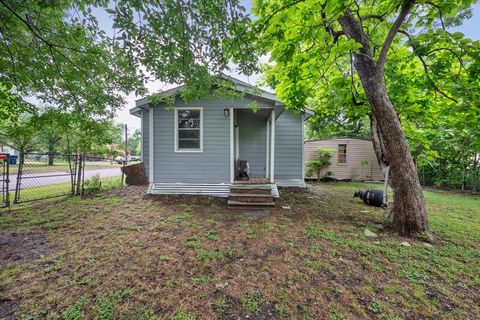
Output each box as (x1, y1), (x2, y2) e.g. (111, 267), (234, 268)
(304, 138), (384, 181)
(0, 146), (18, 156)
(130, 76), (312, 197)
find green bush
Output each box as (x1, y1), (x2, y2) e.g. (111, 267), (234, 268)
(83, 174), (102, 194)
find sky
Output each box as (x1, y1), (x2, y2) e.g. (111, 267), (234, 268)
(109, 1), (480, 131)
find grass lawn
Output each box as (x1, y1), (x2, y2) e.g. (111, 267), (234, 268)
(0, 182), (479, 319)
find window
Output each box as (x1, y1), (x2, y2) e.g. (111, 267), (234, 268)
(338, 144), (347, 164)
(175, 108), (203, 152)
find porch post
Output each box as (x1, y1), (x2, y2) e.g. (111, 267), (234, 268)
(270, 109), (275, 183)
(149, 106), (154, 183)
(266, 120), (270, 179)
(230, 107), (234, 183)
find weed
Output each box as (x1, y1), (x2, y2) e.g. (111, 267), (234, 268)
(329, 311), (345, 320)
(204, 229), (219, 241)
(204, 219), (217, 225)
(241, 290), (262, 314)
(304, 224), (338, 242)
(402, 264), (425, 283)
(196, 250), (223, 261)
(131, 239), (142, 247)
(62, 295), (89, 320)
(170, 311), (195, 320)
(184, 238), (202, 249)
(0, 266), (20, 281)
(260, 222), (272, 234)
(43, 261), (61, 274)
(212, 298), (229, 312)
(304, 260), (321, 271)
(226, 246), (234, 257)
(159, 255), (172, 261)
(367, 300), (382, 314)
(94, 289), (131, 320)
(120, 308), (157, 320)
(83, 175), (102, 195)
(192, 275), (210, 284)
(274, 303), (288, 315)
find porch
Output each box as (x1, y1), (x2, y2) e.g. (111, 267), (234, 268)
(231, 108), (277, 184)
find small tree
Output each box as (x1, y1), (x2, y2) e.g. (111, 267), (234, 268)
(360, 160), (369, 180)
(306, 148), (334, 181)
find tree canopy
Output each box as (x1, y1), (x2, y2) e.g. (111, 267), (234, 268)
(0, 0), (144, 117)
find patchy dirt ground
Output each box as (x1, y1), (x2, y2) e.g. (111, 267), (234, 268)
(0, 182), (479, 320)
(0, 233), (52, 264)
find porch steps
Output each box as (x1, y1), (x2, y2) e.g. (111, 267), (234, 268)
(228, 184), (277, 209)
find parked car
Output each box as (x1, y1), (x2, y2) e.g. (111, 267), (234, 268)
(130, 155), (141, 161)
(114, 156), (126, 164)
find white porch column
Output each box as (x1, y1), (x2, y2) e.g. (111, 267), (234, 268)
(270, 109), (275, 183)
(229, 107), (234, 183)
(266, 120), (270, 179)
(149, 106), (154, 183)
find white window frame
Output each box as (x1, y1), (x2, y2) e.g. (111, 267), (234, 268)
(174, 107), (203, 153)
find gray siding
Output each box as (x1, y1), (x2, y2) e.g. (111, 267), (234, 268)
(275, 110), (303, 180)
(141, 109), (149, 179)
(141, 95), (305, 185)
(237, 110), (267, 177)
(149, 96), (274, 184)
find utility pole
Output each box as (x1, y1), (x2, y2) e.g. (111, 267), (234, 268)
(124, 124), (128, 166)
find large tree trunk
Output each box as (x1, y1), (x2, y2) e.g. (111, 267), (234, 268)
(338, 11), (430, 238)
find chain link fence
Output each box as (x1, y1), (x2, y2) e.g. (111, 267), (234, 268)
(8, 153), (124, 204)
(0, 153), (10, 209)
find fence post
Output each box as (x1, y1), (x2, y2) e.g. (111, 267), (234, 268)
(13, 152), (24, 204)
(75, 154), (83, 196)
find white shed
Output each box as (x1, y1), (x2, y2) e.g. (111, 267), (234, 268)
(304, 138), (384, 181)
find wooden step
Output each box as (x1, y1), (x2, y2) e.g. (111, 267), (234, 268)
(229, 193), (273, 198)
(229, 196), (274, 204)
(229, 188), (272, 195)
(228, 200), (275, 207)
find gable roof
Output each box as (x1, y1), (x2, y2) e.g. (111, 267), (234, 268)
(129, 74), (314, 120)
(134, 74), (281, 108)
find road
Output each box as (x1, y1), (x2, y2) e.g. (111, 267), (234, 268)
(4, 168), (122, 190)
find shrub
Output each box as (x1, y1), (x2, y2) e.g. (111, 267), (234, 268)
(83, 174), (102, 194)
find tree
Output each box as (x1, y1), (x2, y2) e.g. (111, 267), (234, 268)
(0, 113), (38, 153)
(306, 148), (334, 180)
(128, 129), (142, 156)
(36, 108), (70, 165)
(0, 0), (144, 116)
(252, 0), (480, 237)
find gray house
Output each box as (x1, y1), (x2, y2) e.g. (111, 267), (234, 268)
(130, 76), (311, 199)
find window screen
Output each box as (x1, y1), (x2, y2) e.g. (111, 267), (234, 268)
(338, 144), (347, 164)
(176, 109), (202, 150)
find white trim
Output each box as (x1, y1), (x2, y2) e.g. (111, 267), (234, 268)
(149, 106), (154, 183)
(270, 109), (275, 183)
(301, 113), (305, 180)
(230, 107), (234, 183)
(235, 126), (239, 161)
(266, 120), (270, 179)
(140, 112), (144, 160)
(174, 107), (203, 153)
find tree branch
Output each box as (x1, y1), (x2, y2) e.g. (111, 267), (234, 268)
(398, 29), (458, 103)
(377, 0), (416, 73)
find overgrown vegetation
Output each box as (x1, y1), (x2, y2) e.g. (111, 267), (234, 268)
(1, 182), (478, 319)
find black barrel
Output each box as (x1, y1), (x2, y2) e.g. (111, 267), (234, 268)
(353, 189), (384, 207)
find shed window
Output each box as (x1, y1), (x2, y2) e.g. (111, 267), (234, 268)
(338, 144), (347, 164)
(175, 108), (203, 152)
